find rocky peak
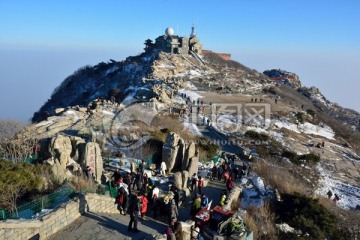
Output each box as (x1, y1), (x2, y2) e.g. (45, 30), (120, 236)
(263, 69), (301, 89)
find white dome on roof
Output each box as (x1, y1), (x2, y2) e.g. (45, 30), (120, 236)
(165, 27), (174, 36)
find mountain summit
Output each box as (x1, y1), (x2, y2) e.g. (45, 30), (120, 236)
(4, 27), (360, 239)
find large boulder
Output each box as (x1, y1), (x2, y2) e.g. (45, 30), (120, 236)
(162, 145), (179, 172)
(70, 136), (86, 162)
(81, 142), (103, 183)
(50, 160), (66, 183)
(187, 156), (199, 178)
(49, 135), (72, 169)
(181, 171), (189, 189)
(162, 132), (198, 173)
(55, 108), (65, 114)
(162, 132), (182, 172)
(182, 141), (196, 170)
(164, 132), (182, 148)
(176, 220), (196, 240)
(173, 171), (183, 190)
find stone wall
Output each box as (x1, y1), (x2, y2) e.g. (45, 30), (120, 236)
(0, 193), (118, 240)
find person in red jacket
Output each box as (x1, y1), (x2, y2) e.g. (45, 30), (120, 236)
(198, 176), (204, 195)
(226, 176), (234, 192)
(140, 194), (148, 220)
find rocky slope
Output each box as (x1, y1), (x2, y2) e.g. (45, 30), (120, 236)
(32, 50), (273, 122)
(299, 86), (360, 131)
(21, 46), (360, 208)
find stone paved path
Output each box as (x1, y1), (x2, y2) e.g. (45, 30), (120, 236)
(48, 183), (225, 240)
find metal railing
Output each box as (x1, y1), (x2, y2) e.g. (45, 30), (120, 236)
(0, 184), (74, 220)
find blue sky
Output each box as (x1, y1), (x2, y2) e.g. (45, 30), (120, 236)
(0, 0), (359, 121)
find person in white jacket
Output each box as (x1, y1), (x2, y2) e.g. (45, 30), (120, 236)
(160, 161), (167, 176)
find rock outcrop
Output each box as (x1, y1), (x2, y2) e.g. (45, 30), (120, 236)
(187, 156), (199, 178)
(81, 142), (103, 183)
(49, 135), (72, 169)
(162, 132), (198, 173)
(182, 141), (196, 171)
(162, 132), (182, 172)
(173, 171), (183, 190)
(50, 160), (67, 183)
(47, 135), (102, 183)
(263, 69), (301, 89)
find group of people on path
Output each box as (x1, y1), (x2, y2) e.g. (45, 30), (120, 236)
(112, 162), (181, 235)
(112, 156), (248, 237)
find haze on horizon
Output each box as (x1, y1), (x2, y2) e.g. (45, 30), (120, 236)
(0, 0), (359, 122)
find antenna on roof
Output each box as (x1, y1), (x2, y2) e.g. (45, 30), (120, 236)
(191, 22), (195, 37)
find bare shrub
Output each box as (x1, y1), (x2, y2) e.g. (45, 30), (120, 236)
(0, 137), (38, 163)
(68, 175), (97, 193)
(336, 210), (360, 239)
(0, 119), (25, 139)
(276, 85), (314, 109)
(253, 158), (307, 195)
(245, 204), (277, 239)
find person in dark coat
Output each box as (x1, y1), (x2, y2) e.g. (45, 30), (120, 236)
(152, 194), (159, 219)
(191, 173), (198, 192)
(133, 170), (142, 191)
(211, 165), (217, 180)
(327, 190), (333, 199)
(128, 193), (141, 233)
(217, 166), (223, 181)
(115, 187), (129, 215)
(169, 199), (178, 231)
(112, 169), (121, 183)
(85, 166), (92, 179)
(233, 167), (240, 180)
(139, 160), (145, 182)
(123, 172), (132, 194)
(173, 188), (180, 209)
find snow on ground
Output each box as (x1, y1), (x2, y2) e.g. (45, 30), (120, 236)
(311, 93), (333, 108)
(184, 81), (198, 90)
(300, 122), (334, 140)
(156, 63), (175, 69)
(273, 120), (300, 133)
(315, 164), (360, 209)
(211, 114), (239, 136)
(102, 110), (115, 116)
(63, 110), (80, 121)
(183, 121), (203, 137)
(273, 120), (335, 140)
(171, 96), (186, 105)
(177, 89), (203, 102)
(189, 69), (201, 77)
(35, 120), (55, 127)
